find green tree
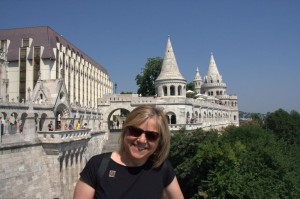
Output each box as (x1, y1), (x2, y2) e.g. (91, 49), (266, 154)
(264, 109), (300, 144)
(186, 82), (195, 91)
(169, 123), (300, 198)
(250, 113), (264, 127)
(135, 57), (163, 96)
(186, 82), (196, 98)
(207, 125), (300, 198)
(169, 128), (219, 199)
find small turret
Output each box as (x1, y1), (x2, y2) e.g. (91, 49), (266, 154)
(193, 67), (202, 94)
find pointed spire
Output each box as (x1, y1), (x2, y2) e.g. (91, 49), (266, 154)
(207, 52), (220, 77)
(156, 36), (185, 81)
(194, 67), (202, 81)
(203, 52), (223, 83)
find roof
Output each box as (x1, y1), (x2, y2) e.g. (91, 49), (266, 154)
(0, 26), (108, 74)
(156, 36), (185, 81)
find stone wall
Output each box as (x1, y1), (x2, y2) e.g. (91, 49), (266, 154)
(0, 131), (107, 199)
(0, 143), (52, 199)
(63, 132), (106, 199)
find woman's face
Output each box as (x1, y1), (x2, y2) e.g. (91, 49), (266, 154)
(123, 117), (160, 166)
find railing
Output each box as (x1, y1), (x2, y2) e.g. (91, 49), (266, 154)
(37, 129), (91, 144)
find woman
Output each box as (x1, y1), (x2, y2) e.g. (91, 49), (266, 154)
(73, 105), (184, 199)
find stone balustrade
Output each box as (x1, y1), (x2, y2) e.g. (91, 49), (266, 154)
(38, 129), (91, 144)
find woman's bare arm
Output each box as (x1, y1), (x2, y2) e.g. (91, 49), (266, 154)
(163, 177), (184, 199)
(73, 179), (95, 199)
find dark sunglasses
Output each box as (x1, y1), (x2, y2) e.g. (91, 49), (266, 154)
(127, 126), (160, 142)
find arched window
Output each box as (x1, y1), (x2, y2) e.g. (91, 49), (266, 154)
(171, 114), (176, 124)
(170, 85), (175, 96)
(178, 85), (182, 96)
(163, 86), (167, 96)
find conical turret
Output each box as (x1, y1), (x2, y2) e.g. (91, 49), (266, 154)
(202, 53), (226, 96)
(204, 53), (222, 83)
(155, 36), (186, 97)
(156, 36), (185, 81)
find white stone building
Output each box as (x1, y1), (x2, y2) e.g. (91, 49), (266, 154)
(0, 26), (113, 107)
(98, 36), (239, 131)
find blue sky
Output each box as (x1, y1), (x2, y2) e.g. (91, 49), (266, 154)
(2, 0), (300, 113)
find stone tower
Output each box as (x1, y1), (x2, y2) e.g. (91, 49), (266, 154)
(193, 67), (202, 94)
(155, 36), (186, 97)
(201, 53), (227, 97)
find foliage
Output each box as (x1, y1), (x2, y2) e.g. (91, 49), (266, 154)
(250, 113), (264, 127)
(207, 125), (300, 199)
(186, 82), (196, 98)
(169, 113), (300, 199)
(264, 108), (300, 144)
(135, 57), (163, 96)
(169, 128), (219, 198)
(186, 82), (195, 91)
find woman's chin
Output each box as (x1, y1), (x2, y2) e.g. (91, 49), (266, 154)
(129, 145), (151, 161)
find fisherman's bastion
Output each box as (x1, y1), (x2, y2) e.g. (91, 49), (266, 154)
(0, 26), (238, 199)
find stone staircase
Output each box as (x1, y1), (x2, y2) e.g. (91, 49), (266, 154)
(102, 131), (121, 153)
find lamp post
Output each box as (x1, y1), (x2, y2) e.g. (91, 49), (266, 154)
(114, 83), (117, 94)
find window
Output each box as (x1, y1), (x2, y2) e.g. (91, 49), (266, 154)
(163, 86), (167, 96)
(22, 38), (29, 47)
(170, 85), (175, 96)
(34, 47), (41, 86)
(0, 40), (7, 50)
(19, 48), (27, 101)
(178, 85), (182, 95)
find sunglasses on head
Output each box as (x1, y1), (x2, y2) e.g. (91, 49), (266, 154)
(127, 126), (160, 142)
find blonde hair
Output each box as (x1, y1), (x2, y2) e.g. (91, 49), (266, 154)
(118, 105), (171, 168)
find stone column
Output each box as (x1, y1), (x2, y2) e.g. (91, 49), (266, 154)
(23, 113), (37, 141)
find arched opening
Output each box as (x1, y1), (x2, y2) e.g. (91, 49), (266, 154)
(40, 113), (47, 131)
(163, 86), (167, 96)
(171, 115), (176, 124)
(170, 85), (175, 96)
(108, 108), (130, 132)
(8, 112), (18, 134)
(55, 103), (70, 130)
(20, 112), (28, 133)
(178, 85), (182, 96)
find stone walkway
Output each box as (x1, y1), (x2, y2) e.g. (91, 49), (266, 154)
(102, 131), (121, 153)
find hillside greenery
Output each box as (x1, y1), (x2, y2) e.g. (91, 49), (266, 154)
(169, 108), (300, 199)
